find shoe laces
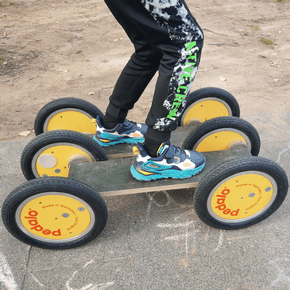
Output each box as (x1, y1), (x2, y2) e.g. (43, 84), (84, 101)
(170, 144), (188, 160)
(123, 119), (137, 128)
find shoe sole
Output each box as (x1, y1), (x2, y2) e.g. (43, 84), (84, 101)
(130, 163), (205, 181)
(93, 135), (144, 147)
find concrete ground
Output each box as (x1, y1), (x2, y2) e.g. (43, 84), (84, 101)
(0, 112), (289, 290)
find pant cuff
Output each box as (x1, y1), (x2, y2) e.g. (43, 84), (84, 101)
(106, 102), (128, 120)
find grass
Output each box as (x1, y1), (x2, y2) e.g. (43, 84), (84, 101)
(0, 2), (15, 7)
(261, 38), (274, 45)
(250, 25), (260, 30)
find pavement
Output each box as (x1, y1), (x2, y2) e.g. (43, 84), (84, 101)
(0, 112), (290, 290)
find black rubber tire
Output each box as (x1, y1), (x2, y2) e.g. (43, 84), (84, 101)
(34, 97), (104, 135)
(182, 116), (260, 156)
(1, 177), (108, 249)
(21, 130), (107, 180)
(194, 157), (288, 230)
(179, 87), (240, 126)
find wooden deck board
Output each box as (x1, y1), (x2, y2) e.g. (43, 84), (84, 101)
(69, 148), (251, 197)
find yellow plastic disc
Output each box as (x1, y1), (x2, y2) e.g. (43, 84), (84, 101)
(195, 129), (249, 152)
(33, 144), (93, 178)
(45, 109), (96, 134)
(182, 99), (231, 126)
(18, 193), (93, 241)
(209, 171), (276, 222)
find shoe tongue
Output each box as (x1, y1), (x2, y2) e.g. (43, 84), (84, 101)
(156, 141), (170, 157)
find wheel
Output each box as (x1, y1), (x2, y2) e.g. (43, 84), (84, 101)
(179, 87), (240, 126)
(1, 177), (108, 249)
(21, 130), (107, 180)
(34, 98), (104, 135)
(182, 116), (260, 156)
(194, 157), (288, 230)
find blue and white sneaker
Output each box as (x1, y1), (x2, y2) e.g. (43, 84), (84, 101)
(131, 141), (205, 181)
(93, 115), (147, 147)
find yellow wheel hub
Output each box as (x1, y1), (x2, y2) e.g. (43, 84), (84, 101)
(182, 99), (231, 126)
(45, 110), (96, 134)
(33, 144), (93, 178)
(18, 193), (93, 241)
(209, 172), (276, 222)
(195, 129), (249, 152)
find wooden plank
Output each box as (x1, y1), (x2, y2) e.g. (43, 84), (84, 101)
(69, 148), (251, 197)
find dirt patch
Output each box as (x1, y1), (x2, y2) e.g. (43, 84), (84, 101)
(0, 46), (39, 76)
(0, 0), (289, 141)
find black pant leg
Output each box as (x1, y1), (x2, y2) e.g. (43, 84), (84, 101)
(104, 0), (163, 120)
(141, 1), (204, 137)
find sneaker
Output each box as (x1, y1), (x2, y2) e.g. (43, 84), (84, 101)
(131, 141), (205, 181)
(93, 115), (147, 147)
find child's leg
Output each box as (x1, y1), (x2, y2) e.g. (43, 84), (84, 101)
(103, 0), (163, 128)
(141, 0), (204, 156)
